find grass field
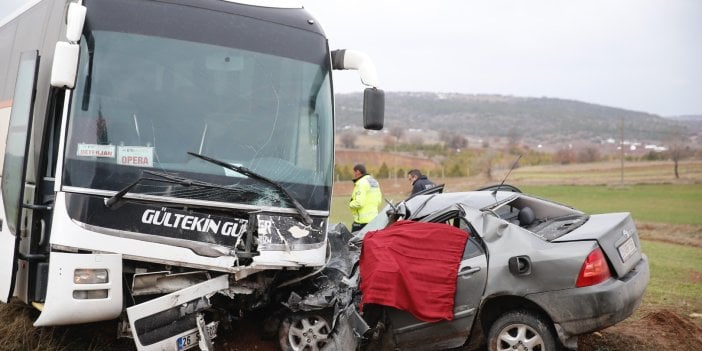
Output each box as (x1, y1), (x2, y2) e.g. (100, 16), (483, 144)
(331, 183), (702, 227)
(521, 184), (702, 225)
(641, 240), (702, 310)
(497, 159), (702, 185)
(332, 160), (702, 226)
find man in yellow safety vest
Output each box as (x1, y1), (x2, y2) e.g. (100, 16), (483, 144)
(349, 164), (383, 232)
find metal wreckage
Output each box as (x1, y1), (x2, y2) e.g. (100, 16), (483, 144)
(276, 222), (369, 351)
(274, 184), (649, 351)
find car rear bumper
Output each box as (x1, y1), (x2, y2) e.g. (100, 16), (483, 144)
(526, 254), (649, 336)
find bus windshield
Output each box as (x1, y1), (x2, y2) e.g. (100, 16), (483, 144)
(63, 2), (333, 211)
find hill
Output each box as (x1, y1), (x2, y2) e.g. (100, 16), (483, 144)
(335, 92), (692, 144)
(667, 114), (702, 122)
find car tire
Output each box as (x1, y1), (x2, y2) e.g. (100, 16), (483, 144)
(487, 310), (558, 351)
(278, 312), (332, 351)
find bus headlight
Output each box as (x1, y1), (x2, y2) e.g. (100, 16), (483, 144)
(74, 269), (109, 284)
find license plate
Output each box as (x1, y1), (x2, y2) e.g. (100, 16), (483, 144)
(177, 322), (218, 351)
(617, 237), (637, 262)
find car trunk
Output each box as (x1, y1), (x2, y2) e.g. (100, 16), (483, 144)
(552, 212), (642, 278)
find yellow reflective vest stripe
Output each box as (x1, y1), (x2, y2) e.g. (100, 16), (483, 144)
(349, 175), (382, 224)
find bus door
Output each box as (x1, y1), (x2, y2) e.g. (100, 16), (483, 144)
(1, 51), (39, 302)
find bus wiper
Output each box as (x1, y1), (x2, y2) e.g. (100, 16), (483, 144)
(187, 151), (313, 225)
(105, 170), (231, 209)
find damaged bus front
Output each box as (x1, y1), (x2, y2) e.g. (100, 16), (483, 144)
(0, 0), (383, 349)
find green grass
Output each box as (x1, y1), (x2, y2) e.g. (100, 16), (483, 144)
(330, 196), (354, 228)
(640, 240), (702, 311)
(520, 184), (702, 225)
(331, 183), (702, 227)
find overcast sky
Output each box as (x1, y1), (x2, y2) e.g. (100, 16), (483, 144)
(304, 0), (701, 117)
(2, 0), (700, 116)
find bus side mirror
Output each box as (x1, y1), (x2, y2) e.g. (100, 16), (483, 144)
(331, 49), (380, 87)
(50, 2), (85, 88)
(50, 42), (79, 88)
(363, 88), (384, 130)
(65, 3), (87, 42)
(331, 49), (385, 130)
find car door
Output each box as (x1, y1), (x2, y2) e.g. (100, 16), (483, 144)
(387, 212), (488, 351)
(1, 50), (39, 302)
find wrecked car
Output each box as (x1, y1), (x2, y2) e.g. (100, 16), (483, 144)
(277, 185), (649, 351)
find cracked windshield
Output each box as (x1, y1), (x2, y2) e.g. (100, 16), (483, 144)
(63, 30), (334, 210)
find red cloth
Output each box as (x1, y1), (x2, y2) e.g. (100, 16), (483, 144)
(360, 220), (469, 322)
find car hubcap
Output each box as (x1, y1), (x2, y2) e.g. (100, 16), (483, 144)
(497, 323), (544, 351)
(288, 315), (331, 351)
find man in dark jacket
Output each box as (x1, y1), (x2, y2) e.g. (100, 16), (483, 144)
(407, 169), (435, 195)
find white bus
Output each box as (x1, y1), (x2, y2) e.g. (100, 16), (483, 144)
(0, 0), (383, 349)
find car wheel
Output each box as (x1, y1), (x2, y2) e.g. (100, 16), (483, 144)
(487, 310), (558, 351)
(278, 312), (332, 351)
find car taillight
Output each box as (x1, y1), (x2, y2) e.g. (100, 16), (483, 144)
(576, 247), (611, 287)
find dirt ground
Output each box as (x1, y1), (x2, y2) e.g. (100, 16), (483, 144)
(3, 304), (699, 351)
(577, 308), (702, 351)
(1, 247), (700, 351)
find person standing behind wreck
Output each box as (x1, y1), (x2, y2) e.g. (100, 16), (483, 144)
(408, 169), (436, 195)
(349, 164), (383, 232)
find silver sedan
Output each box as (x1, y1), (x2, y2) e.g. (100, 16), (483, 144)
(278, 185), (649, 351)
